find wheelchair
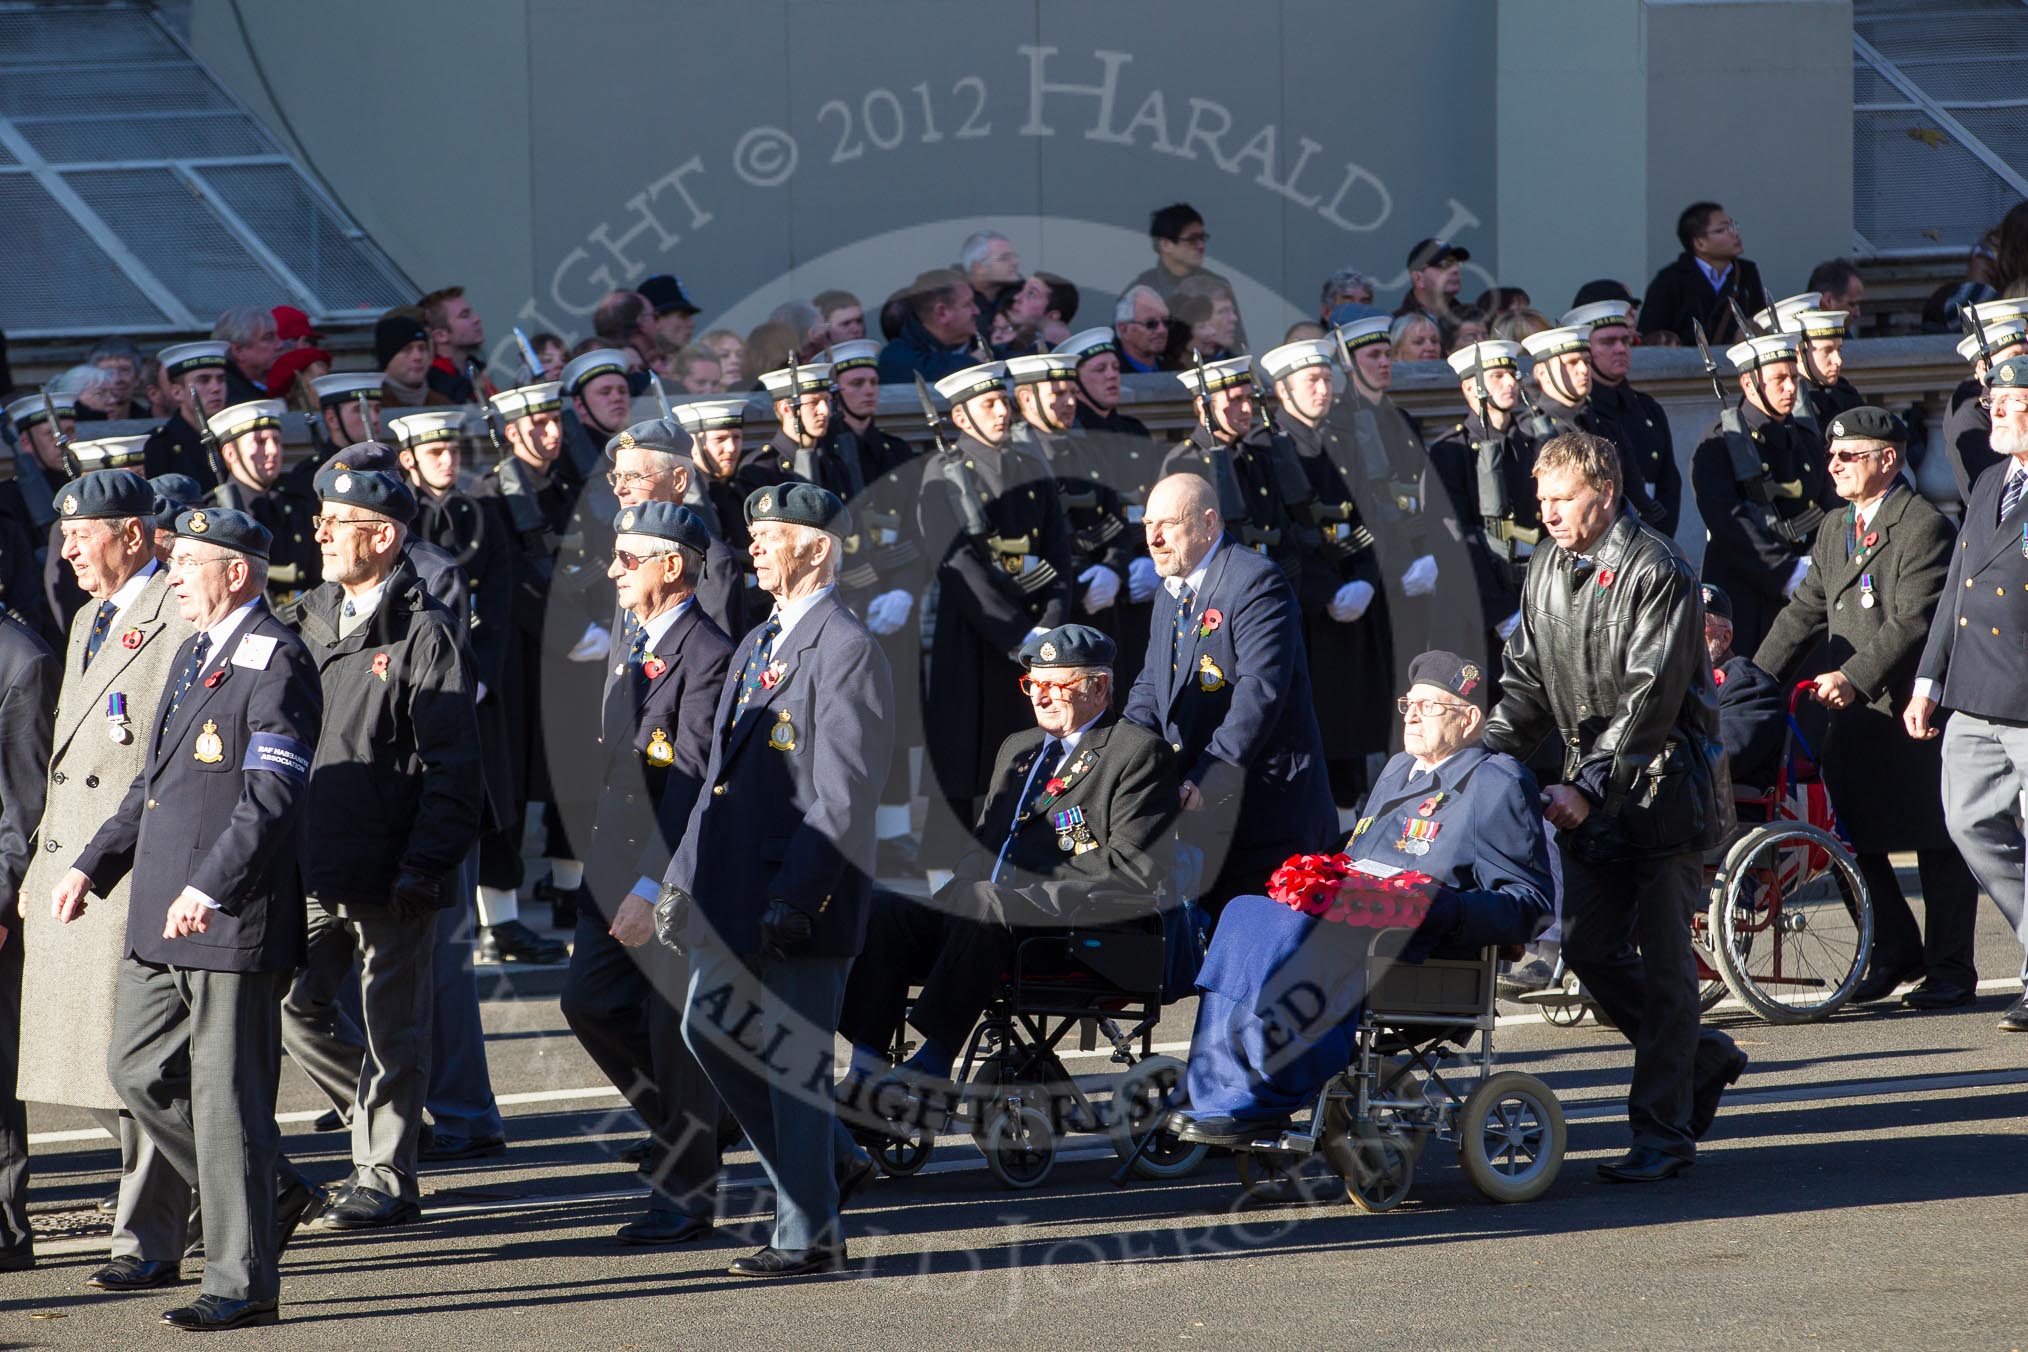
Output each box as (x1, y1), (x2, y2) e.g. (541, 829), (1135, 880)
(1204, 928), (1565, 1212)
(853, 898), (1212, 1191)
(1523, 681), (1872, 1027)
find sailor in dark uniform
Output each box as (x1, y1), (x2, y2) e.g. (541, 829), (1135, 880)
(1161, 355), (1316, 587)
(677, 396), (788, 562)
(203, 401), (320, 615)
(1942, 316), (2027, 502)
(1521, 325), (1667, 532)
(1425, 340), (1539, 660)
(1007, 353), (1133, 637)
(1566, 300), (1681, 535)
(558, 349), (637, 492)
(1756, 293), (1864, 430)
(3, 393), (76, 641)
(140, 343), (229, 489)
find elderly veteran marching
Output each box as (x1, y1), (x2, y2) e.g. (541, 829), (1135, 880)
(52, 507), (324, 1331)
(280, 467), (483, 1231)
(1908, 356), (2028, 1034)
(561, 500), (733, 1246)
(1755, 407), (1977, 1011)
(17, 471), (195, 1291)
(655, 483), (893, 1278)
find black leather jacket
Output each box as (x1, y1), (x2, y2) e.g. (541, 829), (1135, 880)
(1483, 507), (1732, 861)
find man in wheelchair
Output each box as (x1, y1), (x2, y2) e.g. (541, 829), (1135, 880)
(837, 623), (1178, 1103)
(1170, 650), (1554, 1145)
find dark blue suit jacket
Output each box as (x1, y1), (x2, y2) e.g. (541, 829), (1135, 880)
(1916, 457), (2028, 723)
(1122, 538), (1336, 870)
(665, 590), (893, 957)
(76, 604), (321, 973)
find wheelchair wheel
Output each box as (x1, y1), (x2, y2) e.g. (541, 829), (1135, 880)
(1338, 1131), (1415, 1213)
(1234, 1151), (1340, 1206)
(979, 1104), (1056, 1190)
(873, 1123), (934, 1177)
(1539, 970), (1589, 1027)
(1107, 1056), (1210, 1180)
(965, 1054), (1007, 1145)
(1710, 822), (1871, 1024)
(1459, 1071), (1564, 1204)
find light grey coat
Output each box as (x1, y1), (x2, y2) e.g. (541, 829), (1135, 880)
(18, 566), (192, 1108)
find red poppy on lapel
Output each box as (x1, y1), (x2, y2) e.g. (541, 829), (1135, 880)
(1862, 531), (1878, 548)
(1712, 667), (1726, 686)
(371, 652), (390, 681)
(203, 668), (227, 688)
(642, 656), (667, 680)
(121, 629), (144, 650)
(1199, 608), (1224, 638)
(1597, 568), (1616, 588)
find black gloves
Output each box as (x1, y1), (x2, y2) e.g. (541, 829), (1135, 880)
(758, 899), (813, 961)
(389, 869), (443, 922)
(654, 883), (693, 954)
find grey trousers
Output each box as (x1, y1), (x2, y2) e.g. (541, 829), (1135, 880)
(86, 1106), (191, 1263)
(109, 960), (286, 1303)
(426, 853), (504, 1142)
(681, 938), (856, 1253)
(281, 898), (435, 1200)
(1940, 712), (2028, 979)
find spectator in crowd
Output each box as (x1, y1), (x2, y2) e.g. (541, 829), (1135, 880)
(1165, 275), (1241, 366)
(594, 290), (661, 388)
(638, 273), (702, 355)
(377, 310), (451, 408)
(84, 338), (150, 419)
(1394, 238), (1469, 339)
(1446, 305), (1491, 353)
(1993, 199), (2028, 298)
(1389, 313), (1441, 363)
(769, 300), (828, 362)
(874, 268), (981, 385)
(271, 305), (321, 355)
(1114, 286), (1171, 374)
(1922, 231), (2000, 333)
(1283, 321), (1327, 343)
(1319, 267), (1376, 322)
(742, 322), (799, 388)
(54, 363), (121, 421)
(1639, 201), (1765, 347)
(699, 328), (745, 382)
(1126, 204), (1233, 318)
(1475, 286), (1534, 317)
(1807, 259), (1865, 335)
(1491, 309), (1550, 344)
(419, 286), (491, 403)
(140, 356), (172, 420)
(1035, 271), (1079, 348)
(212, 306), (278, 404)
(671, 344), (724, 395)
(960, 230), (1022, 323)
(524, 331), (564, 381)
(266, 347), (332, 410)
(990, 274), (1053, 357)
(813, 289), (865, 345)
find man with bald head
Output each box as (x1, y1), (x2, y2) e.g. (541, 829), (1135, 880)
(1122, 474), (1335, 918)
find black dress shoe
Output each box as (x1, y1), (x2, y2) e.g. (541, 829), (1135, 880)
(419, 1131), (506, 1162)
(1690, 1047), (1749, 1141)
(275, 1177), (325, 1254)
(1998, 993), (2028, 1033)
(729, 1244), (847, 1277)
(317, 1186), (421, 1231)
(1848, 958), (1925, 1004)
(1902, 982), (1976, 1010)
(837, 1152), (879, 1207)
(478, 919), (567, 964)
(617, 1135), (653, 1165)
(88, 1256), (182, 1290)
(1169, 1113), (1285, 1146)
(616, 1211), (713, 1246)
(0, 1245), (33, 1273)
(1597, 1147), (1693, 1183)
(532, 873), (578, 930)
(874, 835), (920, 877)
(311, 1107), (347, 1133)
(161, 1295), (279, 1331)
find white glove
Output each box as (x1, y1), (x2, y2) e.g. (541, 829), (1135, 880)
(863, 589), (913, 636)
(1784, 557), (1812, 598)
(1400, 554), (1438, 598)
(1079, 564), (1122, 614)
(474, 680), (489, 704)
(567, 622), (611, 663)
(1495, 609), (1522, 642)
(1127, 556), (1159, 603)
(1326, 580), (1376, 623)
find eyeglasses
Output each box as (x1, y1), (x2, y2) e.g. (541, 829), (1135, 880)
(314, 514), (384, 532)
(1983, 392), (2028, 415)
(606, 469), (662, 489)
(610, 548), (671, 571)
(1827, 448), (1884, 464)
(1174, 232), (1209, 246)
(1018, 675), (1090, 698)
(1397, 697), (1468, 718)
(1125, 317), (1170, 330)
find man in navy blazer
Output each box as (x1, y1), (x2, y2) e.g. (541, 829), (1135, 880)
(1123, 473), (1336, 918)
(53, 507), (321, 1332)
(657, 483), (892, 1278)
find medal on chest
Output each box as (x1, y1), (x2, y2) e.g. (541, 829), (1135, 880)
(645, 728), (674, 766)
(1399, 817), (1440, 855)
(106, 692), (132, 744)
(1051, 804), (1090, 852)
(193, 719), (224, 764)
(1858, 572), (1875, 609)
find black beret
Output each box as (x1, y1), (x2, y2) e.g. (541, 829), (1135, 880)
(607, 417), (694, 462)
(1570, 278), (1634, 308)
(327, 440), (400, 473)
(1699, 583), (1734, 622)
(612, 501), (710, 554)
(1824, 405), (1906, 445)
(638, 273), (700, 315)
(1019, 623), (1117, 671)
(315, 466), (416, 525)
(745, 481), (851, 536)
(1990, 356), (2028, 391)
(149, 474), (204, 527)
(56, 468), (154, 522)
(171, 506), (270, 558)
(1406, 648), (1488, 708)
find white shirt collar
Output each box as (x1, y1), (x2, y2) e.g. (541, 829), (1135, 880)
(639, 594), (693, 650)
(1166, 539), (1224, 599)
(201, 596), (262, 666)
(1051, 711), (1104, 760)
(341, 576), (391, 621)
(770, 583), (835, 647)
(104, 558), (159, 621)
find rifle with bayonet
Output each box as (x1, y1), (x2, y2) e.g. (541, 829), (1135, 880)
(649, 370), (675, 426)
(1693, 318), (1820, 547)
(512, 327), (543, 384)
(1189, 347), (1252, 528)
(1962, 304), (1998, 383)
(914, 373), (1054, 598)
(294, 373), (332, 466)
(40, 387), (81, 479)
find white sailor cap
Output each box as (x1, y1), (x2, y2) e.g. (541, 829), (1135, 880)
(1970, 298), (2028, 327)
(1175, 355), (1255, 396)
(1054, 327), (1119, 364)
(1445, 340), (1524, 378)
(673, 398), (751, 433)
(68, 434), (151, 472)
(4, 393), (74, 431)
(206, 399), (286, 443)
(308, 372), (385, 408)
(158, 340), (231, 380)
(488, 381), (564, 422)
(1726, 333), (1801, 372)
(1956, 321), (2028, 363)
(759, 363), (833, 399)
(559, 348), (632, 397)
(1521, 326), (1592, 361)
(1004, 353), (1078, 386)
(387, 410), (468, 448)
(1561, 300), (1634, 332)
(1792, 310), (1848, 340)
(1334, 316), (1392, 352)
(1752, 292), (1822, 335)
(824, 339), (880, 372)
(1259, 339), (1338, 383)
(933, 361), (1009, 406)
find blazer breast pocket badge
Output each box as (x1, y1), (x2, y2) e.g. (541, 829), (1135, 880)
(1197, 653), (1226, 692)
(193, 719), (224, 764)
(645, 728), (674, 767)
(768, 710), (797, 752)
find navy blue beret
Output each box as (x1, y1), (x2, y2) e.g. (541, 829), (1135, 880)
(1699, 583), (1734, 622)
(1020, 623), (1117, 670)
(56, 468), (154, 521)
(612, 500), (710, 554)
(149, 474), (204, 527)
(315, 466), (417, 525)
(172, 506), (271, 558)
(1406, 648), (1488, 708)
(327, 440), (401, 474)
(607, 417), (694, 461)
(745, 481), (851, 535)
(1824, 405), (1906, 445)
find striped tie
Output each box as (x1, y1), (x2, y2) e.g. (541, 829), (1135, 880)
(1169, 581), (1194, 676)
(2003, 470), (2027, 527)
(82, 599), (117, 669)
(737, 616), (782, 705)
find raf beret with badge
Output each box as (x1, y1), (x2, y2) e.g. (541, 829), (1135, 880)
(1019, 623), (1117, 671)
(315, 466), (417, 525)
(1991, 356), (2028, 391)
(745, 481), (851, 536)
(606, 416), (694, 461)
(1406, 648), (1487, 709)
(612, 500), (711, 555)
(171, 506), (271, 558)
(149, 474), (204, 528)
(1699, 582), (1734, 622)
(56, 468), (155, 521)
(1824, 405), (1906, 446)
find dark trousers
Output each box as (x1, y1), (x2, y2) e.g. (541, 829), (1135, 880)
(1858, 850), (1981, 993)
(1559, 846), (1738, 1160)
(560, 909), (722, 1219)
(426, 853), (504, 1141)
(0, 932), (29, 1256)
(838, 887), (1022, 1054)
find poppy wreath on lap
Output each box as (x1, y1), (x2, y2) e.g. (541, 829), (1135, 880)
(1266, 852), (1440, 929)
